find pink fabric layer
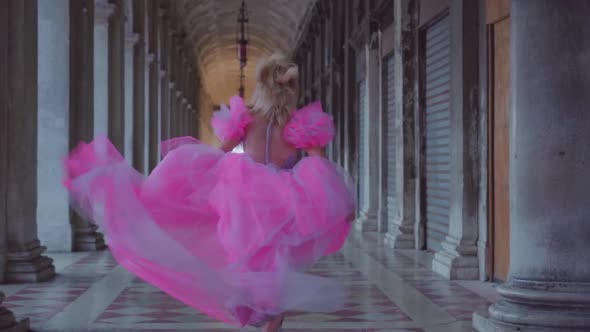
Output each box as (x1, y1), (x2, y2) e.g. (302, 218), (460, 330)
(210, 96), (253, 142)
(283, 102), (335, 149)
(63, 134), (356, 327)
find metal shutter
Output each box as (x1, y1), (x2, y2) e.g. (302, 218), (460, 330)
(424, 14), (451, 252)
(383, 54), (397, 224)
(358, 79), (367, 214)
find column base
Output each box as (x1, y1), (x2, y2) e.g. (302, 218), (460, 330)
(354, 210), (379, 232)
(73, 224), (106, 252)
(474, 280), (590, 331)
(384, 223), (415, 249)
(432, 236), (478, 280)
(5, 241), (55, 283)
(0, 307), (31, 332)
(0, 294), (29, 332)
(0, 314), (29, 332)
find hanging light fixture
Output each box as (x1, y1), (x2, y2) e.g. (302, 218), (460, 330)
(236, 0), (249, 97)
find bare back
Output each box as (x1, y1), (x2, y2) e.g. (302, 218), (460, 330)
(243, 114), (301, 168)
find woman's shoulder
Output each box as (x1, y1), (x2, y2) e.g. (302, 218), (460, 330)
(283, 102), (335, 149)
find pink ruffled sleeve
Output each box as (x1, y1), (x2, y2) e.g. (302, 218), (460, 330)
(283, 102), (335, 149)
(210, 95), (253, 142)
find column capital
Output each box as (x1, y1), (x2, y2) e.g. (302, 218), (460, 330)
(160, 69), (166, 79)
(169, 81), (176, 90)
(95, 0), (115, 25)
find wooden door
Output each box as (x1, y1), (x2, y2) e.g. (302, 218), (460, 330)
(489, 7), (511, 281)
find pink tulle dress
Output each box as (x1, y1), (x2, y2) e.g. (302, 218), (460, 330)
(63, 96), (356, 327)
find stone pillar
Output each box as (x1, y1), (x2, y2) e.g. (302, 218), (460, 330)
(342, 4), (357, 190)
(385, 0), (418, 250)
(93, 0), (113, 138)
(108, 0), (125, 153)
(37, 0), (72, 252)
(174, 91), (181, 137)
(160, 70), (169, 141)
(188, 106), (194, 137)
(355, 30), (381, 232)
(132, 0), (146, 173)
(182, 99), (189, 136)
(70, 0), (106, 252)
(1, 0), (55, 283)
(144, 53), (152, 174)
(158, 12), (170, 142)
(0, 1), (32, 330)
(168, 82), (176, 138)
(432, 0), (479, 280)
(146, 2), (160, 170)
(124, 28), (138, 164)
(474, 1), (590, 330)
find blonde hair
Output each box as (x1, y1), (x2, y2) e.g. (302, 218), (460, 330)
(249, 52), (299, 125)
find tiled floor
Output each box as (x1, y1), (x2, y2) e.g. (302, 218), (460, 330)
(1, 232), (498, 331)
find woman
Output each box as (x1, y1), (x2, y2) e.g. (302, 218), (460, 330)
(63, 52), (355, 331)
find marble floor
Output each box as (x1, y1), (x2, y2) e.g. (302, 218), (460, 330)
(1, 233), (499, 332)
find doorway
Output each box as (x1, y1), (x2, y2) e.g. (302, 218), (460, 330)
(487, 0), (510, 281)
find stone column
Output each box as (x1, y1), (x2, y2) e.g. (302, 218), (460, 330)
(355, 29), (381, 232)
(146, 2), (160, 170)
(168, 81), (176, 138)
(342, 4), (357, 191)
(1, 0), (55, 283)
(432, 0), (480, 280)
(124, 28), (138, 164)
(174, 92), (181, 137)
(0, 1), (32, 330)
(93, 0), (113, 138)
(474, 1), (590, 330)
(108, 0), (125, 153)
(158, 12), (170, 142)
(385, 0), (418, 250)
(132, 0), (146, 173)
(37, 0), (72, 252)
(143, 53), (152, 174)
(182, 99), (189, 136)
(160, 70), (169, 141)
(169, 41), (179, 138)
(70, 0), (106, 252)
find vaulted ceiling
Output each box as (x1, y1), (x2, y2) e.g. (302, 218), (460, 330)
(172, 0), (314, 105)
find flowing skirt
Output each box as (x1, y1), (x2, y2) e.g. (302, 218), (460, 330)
(63, 134), (356, 327)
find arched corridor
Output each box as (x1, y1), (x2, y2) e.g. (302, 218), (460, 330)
(1, 0), (589, 331)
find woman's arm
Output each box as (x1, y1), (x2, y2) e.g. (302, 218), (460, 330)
(220, 138), (240, 153)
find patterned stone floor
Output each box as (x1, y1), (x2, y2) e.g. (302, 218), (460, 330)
(1, 232), (499, 331)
